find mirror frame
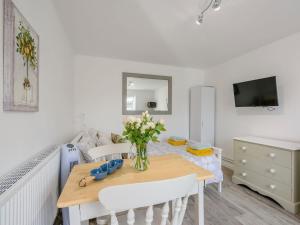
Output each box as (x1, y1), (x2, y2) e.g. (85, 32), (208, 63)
(122, 72), (172, 115)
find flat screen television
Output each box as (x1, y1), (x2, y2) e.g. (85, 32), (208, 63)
(233, 76), (279, 107)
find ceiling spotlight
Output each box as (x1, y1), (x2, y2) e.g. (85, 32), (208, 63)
(212, 0), (222, 11)
(196, 13), (204, 25)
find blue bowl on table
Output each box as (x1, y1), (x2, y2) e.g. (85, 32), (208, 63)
(90, 168), (108, 181)
(99, 161), (117, 175)
(114, 159), (124, 169)
(100, 163), (109, 173)
(80, 160), (124, 187)
(95, 159), (124, 176)
(107, 160), (118, 174)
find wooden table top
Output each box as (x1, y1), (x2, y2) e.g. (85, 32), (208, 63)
(57, 154), (214, 208)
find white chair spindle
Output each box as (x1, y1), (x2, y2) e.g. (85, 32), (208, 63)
(127, 209), (135, 225)
(146, 205), (154, 225)
(178, 196), (189, 225)
(111, 212), (119, 225)
(171, 198), (182, 225)
(160, 202), (169, 225)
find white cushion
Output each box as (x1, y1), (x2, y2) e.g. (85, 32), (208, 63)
(75, 132), (98, 161)
(71, 129), (114, 162)
(97, 131), (114, 145)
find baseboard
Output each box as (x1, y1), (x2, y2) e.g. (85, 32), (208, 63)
(222, 157), (234, 170)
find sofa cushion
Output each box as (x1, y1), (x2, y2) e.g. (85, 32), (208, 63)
(111, 133), (125, 144)
(71, 129), (114, 162)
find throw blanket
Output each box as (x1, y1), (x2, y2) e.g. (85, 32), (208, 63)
(148, 142), (223, 185)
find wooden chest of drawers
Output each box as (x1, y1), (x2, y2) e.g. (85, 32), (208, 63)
(232, 137), (300, 214)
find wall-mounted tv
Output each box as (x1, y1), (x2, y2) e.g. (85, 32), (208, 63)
(233, 76), (279, 107)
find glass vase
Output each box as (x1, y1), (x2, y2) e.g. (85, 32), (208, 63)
(133, 142), (149, 171)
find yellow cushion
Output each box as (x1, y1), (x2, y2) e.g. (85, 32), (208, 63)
(186, 147), (213, 156)
(168, 139), (187, 146)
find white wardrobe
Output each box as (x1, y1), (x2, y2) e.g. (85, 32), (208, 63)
(189, 86), (215, 146)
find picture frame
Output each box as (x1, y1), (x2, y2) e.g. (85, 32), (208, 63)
(3, 0), (39, 112)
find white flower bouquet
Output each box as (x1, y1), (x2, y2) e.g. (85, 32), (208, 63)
(123, 111), (166, 171)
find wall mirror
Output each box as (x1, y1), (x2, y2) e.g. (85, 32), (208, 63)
(122, 73), (172, 115)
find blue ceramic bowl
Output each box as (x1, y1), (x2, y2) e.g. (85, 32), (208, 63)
(108, 160), (118, 174)
(114, 159), (124, 169)
(100, 163), (109, 173)
(90, 168), (107, 181)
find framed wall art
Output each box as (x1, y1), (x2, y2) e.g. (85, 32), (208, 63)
(3, 0), (39, 112)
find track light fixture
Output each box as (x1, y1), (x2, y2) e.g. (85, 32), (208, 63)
(195, 13), (204, 25)
(212, 0), (222, 11)
(196, 0), (222, 25)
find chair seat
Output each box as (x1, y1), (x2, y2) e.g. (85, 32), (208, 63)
(117, 207), (170, 225)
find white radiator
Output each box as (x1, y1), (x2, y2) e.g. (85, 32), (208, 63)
(0, 147), (60, 225)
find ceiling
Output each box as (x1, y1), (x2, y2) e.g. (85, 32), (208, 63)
(53, 0), (300, 68)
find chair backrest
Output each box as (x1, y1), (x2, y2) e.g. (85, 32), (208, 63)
(88, 142), (133, 161)
(99, 174), (197, 225)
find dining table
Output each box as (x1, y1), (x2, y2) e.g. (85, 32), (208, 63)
(57, 154), (214, 225)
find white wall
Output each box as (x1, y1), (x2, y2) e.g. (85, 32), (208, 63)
(74, 55), (204, 139)
(0, 0), (74, 176)
(205, 32), (300, 160)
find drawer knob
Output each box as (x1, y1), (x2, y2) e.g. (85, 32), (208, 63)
(269, 184), (276, 190)
(241, 146), (247, 151)
(269, 153), (276, 158)
(269, 168), (276, 174)
(241, 159), (247, 164)
(241, 172), (247, 177)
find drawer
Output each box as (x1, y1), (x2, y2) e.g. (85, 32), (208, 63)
(234, 166), (292, 201)
(234, 154), (292, 185)
(234, 141), (292, 169)
(234, 141), (260, 156)
(259, 145), (292, 169)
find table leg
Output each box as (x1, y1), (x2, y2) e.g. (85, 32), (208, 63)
(196, 181), (204, 225)
(69, 205), (81, 225)
(218, 181), (222, 193)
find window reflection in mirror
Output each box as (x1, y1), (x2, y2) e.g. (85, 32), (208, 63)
(127, 77), (168, 111)
(122, 73), (172, 115)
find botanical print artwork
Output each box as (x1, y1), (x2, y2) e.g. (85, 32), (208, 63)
(15, 21), (38, 105)
(3, 0), (39, 112)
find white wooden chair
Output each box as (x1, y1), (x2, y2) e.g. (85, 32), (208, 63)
(88, 142), (133, 162)
(98, 174), (197, 225)
(88, 142), (134, 225)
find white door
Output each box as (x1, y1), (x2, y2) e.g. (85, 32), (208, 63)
(189, 86), (202, 142)
(189, 86), (215, 145)
(200, 87), (215, 145)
